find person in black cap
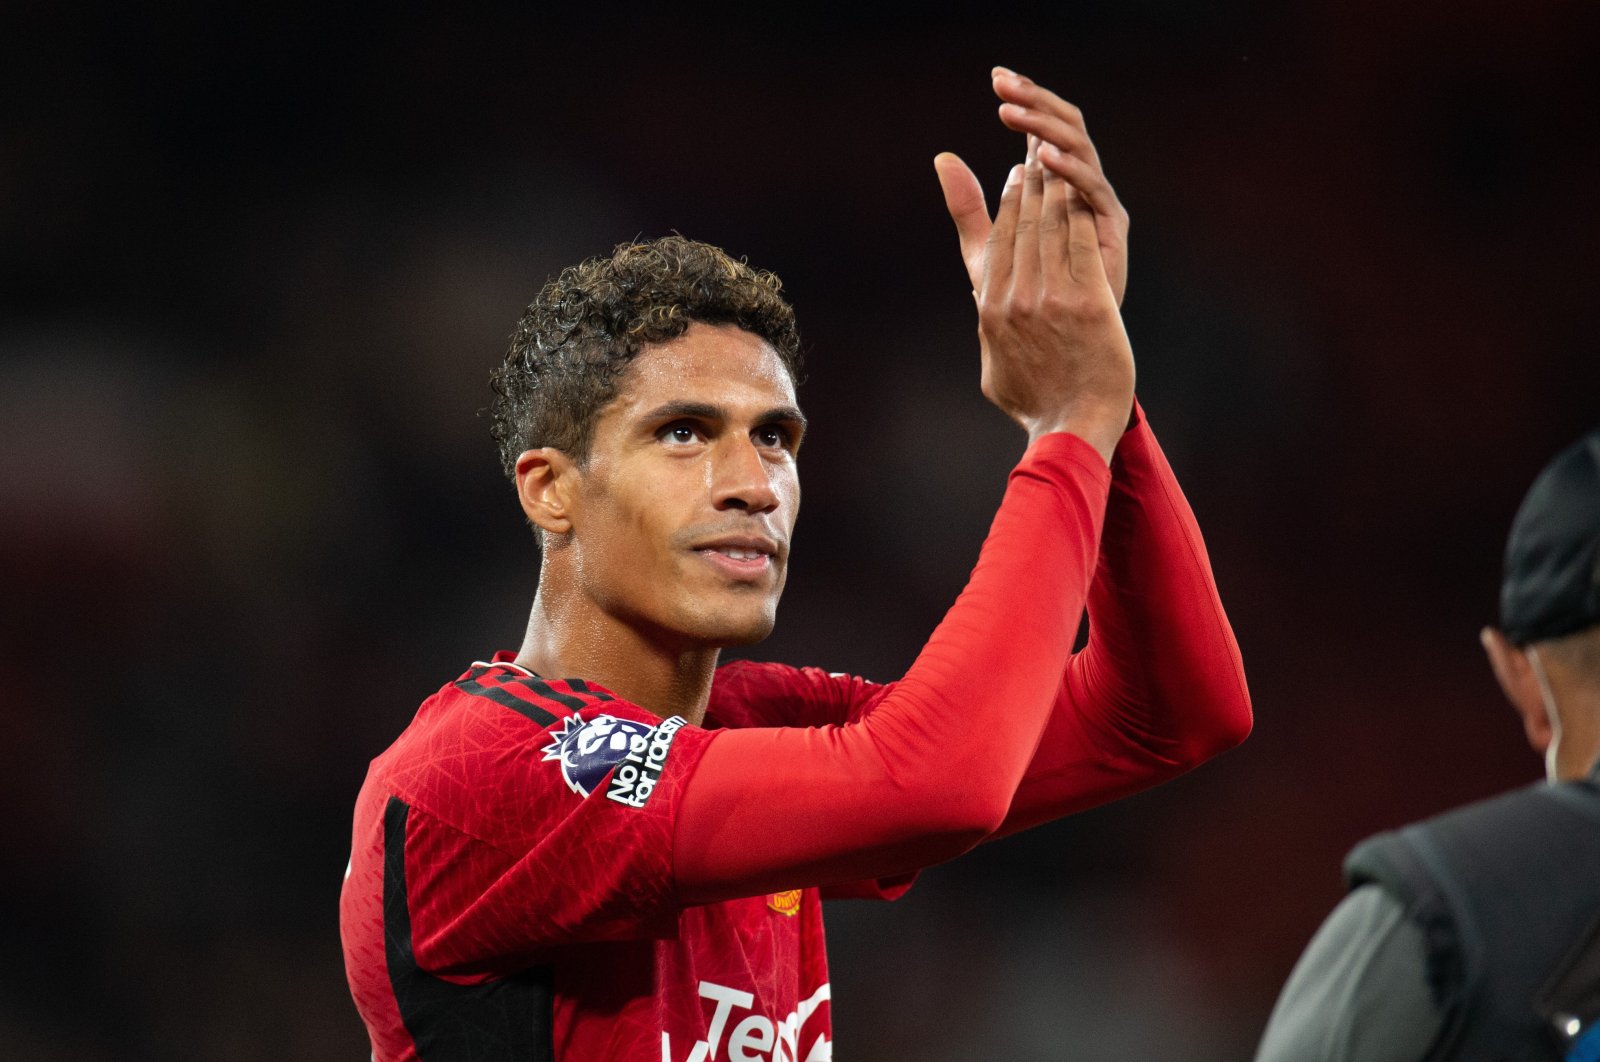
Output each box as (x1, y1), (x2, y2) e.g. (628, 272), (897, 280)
(1256, 428), (1600, 1061)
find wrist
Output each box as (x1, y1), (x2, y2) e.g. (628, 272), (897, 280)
(1027, 397), (1132, 465)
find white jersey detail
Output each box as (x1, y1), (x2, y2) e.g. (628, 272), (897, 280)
(662, 980), (831, 1062)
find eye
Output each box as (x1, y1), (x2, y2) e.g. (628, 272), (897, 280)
(659, 421), (703, 445)
(754, 424), (792, 449)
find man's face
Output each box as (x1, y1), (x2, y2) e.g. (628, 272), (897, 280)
(562, 322), (804, 649)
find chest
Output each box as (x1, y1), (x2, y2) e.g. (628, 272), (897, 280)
(553, 890), (832, 1062)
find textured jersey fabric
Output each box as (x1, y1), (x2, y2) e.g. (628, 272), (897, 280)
(342, 662), (845, 1062)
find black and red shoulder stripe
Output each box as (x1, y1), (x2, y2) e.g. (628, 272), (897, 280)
(452, 665), (615, 727)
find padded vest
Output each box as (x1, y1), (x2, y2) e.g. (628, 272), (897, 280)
(1344, 778), (1600, 1061)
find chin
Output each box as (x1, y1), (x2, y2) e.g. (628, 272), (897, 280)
(713, 617), (777, 647)
(676, 600), (778, 648)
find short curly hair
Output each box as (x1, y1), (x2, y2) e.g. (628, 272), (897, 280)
(489, 236), (804, 479)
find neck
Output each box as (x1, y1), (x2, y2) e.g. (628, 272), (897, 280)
(515, 586), (719, 728)
(1561, 685), (1600, 781)
(1531, 648), (1600, 782)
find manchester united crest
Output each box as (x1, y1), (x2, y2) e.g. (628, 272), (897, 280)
(767, 890), (802, 917)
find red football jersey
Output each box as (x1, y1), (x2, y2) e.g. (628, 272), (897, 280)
(340, 656), (891, 1062)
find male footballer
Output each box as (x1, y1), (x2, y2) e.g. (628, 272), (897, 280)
(340, 68), (1252, 1061)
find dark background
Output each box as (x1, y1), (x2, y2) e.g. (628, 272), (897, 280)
(4, 1), (1598, 1057)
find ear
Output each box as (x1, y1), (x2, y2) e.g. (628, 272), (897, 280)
(514, 447), (579, 536)
(1481, 626), (1552, 754)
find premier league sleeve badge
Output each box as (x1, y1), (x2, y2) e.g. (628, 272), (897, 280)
(542, 713), (686, 808)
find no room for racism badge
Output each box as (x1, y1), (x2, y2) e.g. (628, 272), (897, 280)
(542, 713), (687, 809)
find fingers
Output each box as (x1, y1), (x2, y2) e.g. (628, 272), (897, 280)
(1037, 141), (1124, 224)
(933, 151), (990, 290)
(992, 67), (1094, 153)
(1012, 135), (1044, 301)
(996, 100), (1101, 171)
(996, 107), (1121, 224)
(1039, 156), (1071, 288)
(984, 163), (1025, 295)
(992, 66), (1130, 306)
(999, 105), (1123, 220)
(1065, 179), (1107, 287)
(992, 69), (1121, 215)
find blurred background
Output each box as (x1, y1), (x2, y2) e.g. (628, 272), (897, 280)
(3, 0), (1598, 1057)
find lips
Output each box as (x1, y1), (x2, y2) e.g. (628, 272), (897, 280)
(706, 546), (767, 562)
(691, 535), (781, 579)
(691, 534), (780, 558)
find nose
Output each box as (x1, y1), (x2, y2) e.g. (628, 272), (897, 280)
(711, 435), (781, 514)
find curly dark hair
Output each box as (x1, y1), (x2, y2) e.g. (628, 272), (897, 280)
(489, 236), (804, 478)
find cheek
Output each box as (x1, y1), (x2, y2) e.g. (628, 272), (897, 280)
(583, 472), (690, 569)
(779, 470), (801, 528)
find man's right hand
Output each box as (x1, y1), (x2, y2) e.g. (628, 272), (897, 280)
(935, 78), (1135, 464)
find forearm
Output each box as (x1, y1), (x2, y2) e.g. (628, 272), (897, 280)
(675, 433), (1110, 903)
(995, 405), (1251, 836)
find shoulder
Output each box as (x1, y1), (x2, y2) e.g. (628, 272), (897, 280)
(1347, 780), (1600, 898)
(1256, 884), (1441, 1062)
(375, 662), (667, 845)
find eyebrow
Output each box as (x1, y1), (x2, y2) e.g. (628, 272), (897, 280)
(641, 400), (809, 434)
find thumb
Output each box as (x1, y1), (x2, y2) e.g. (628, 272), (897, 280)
(934, 152), (989, 290)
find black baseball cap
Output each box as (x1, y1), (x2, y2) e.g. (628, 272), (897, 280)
(1500, 428), (1600, 646)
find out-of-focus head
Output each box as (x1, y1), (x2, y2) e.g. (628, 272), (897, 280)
(490, 236), (803, 477)
(1499, 430), (1600, 649)
(1480, 428), (1600, 781)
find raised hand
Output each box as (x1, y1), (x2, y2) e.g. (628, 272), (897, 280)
(935, 120), (1135, 463)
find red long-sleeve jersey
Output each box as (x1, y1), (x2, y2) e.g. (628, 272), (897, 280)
(339, 413), (1250, 1061)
